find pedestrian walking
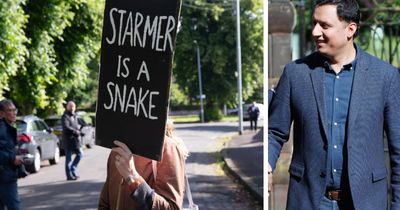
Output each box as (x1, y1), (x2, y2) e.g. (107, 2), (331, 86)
(0, 99), (23, 210)
(98, 119), (188, 210)
(247, 102), (260, 130)
(62, 101), (83, 181)
(268, 0), (400, 209)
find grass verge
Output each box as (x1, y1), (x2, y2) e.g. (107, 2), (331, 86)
(171, 115), (239, 123)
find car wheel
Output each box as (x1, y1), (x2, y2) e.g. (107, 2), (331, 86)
(27, 149), (41, 173)
(49, 146), (60, 165)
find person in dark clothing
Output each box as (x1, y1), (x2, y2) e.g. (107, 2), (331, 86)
(0, 99), (23, 210)
(269, 0), (400, 209)
(247, 102), (260, 130)
(62, 101), (83, 181)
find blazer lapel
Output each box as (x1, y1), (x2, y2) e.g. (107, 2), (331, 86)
(347, 51), (369, 132)
(310, 67), (328, 143)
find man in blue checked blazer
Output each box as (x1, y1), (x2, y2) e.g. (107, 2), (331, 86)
(268, 0), (400, 209)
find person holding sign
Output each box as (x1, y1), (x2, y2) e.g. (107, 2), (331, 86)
(96, 0), (182, 161)
(98, 120), (188, 210)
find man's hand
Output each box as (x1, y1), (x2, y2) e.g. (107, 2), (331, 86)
(268, 163), (273, 195)
(14, 155), (24, 166)
(112, 140), (140, 180)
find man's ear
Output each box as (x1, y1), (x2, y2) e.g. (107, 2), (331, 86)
(347, 22), (358, 39)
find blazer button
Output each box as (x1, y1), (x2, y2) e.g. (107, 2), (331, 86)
(320, 172), (326, 178)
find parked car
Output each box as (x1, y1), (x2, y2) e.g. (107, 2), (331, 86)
(43, 116), (63, 139)
(77, 114), (96, 148)
(16, 115), (60, 173)
(243, 104), (251, 121)
(44, 113), (95, 153)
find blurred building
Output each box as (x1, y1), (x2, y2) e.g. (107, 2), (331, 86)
(268, 1), (295, 209)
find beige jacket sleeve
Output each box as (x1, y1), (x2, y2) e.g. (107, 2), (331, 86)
(98, 136), (186, 210)
(98, 153), (112, 210)
(150, 137), (185, 210)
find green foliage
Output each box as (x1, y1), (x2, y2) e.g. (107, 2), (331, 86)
(66, 55), (100, 111)
(63, 0), (104, 112)
(0, 0), (28, 98)
(204, 104), (223, 122)
(356, 1), (400, 66)
(49, 0), (103, 113)
(1, 0), (104, 115)
(173, 0), (263, 111)
(170, 81), (189, 107)
(14, 0), (75, 113)
(0, 0), (262, 116)
(171, 115), (200, 123)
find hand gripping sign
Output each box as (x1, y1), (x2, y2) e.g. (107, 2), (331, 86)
(96, 0), (181, 161)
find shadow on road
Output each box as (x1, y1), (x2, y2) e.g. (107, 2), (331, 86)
(185, 174), (262, 210)
(20, 175), (261, 210)
(186, 151), (220, 165)
(251, 129), (263, 143)
(20, 180), (104, 210)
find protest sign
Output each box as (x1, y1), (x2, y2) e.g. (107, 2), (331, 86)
(96, 0), (181, 160)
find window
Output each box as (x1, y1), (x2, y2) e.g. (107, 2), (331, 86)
(30, 121), (39, 131)
(35, 120), (48, 131)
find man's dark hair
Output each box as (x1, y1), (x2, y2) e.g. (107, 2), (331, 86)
(315, 0), (360, 36)
(0, 99), (14, 111)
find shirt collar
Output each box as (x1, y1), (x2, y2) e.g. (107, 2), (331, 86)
(323, 44), (359, 73)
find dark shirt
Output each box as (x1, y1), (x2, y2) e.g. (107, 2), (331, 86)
(324, 56), (358, 189)
(248, 105), (260, 119)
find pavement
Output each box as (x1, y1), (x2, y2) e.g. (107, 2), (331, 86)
(175, 122), (261, 210)
(221, 127), (264, 203)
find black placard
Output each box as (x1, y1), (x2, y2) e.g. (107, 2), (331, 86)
(96, 0), (181, 161)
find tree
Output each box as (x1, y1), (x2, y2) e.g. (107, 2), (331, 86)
(66, 52), (101, 111)
(173, 0), (263, 120)
(0, 0), (28, 98)
(170, 78), (190, 107)
(49, 0), (103, 114)
(4, 0), (104, 115)
(10, 0), (75, 114)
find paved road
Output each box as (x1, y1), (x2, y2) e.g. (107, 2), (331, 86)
(18, 146), (109, 210)
(175, 122), (260, 210)
(18, 122), (260, 210)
